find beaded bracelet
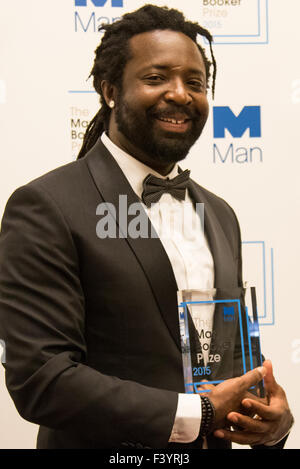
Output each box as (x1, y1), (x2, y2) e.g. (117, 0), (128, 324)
(199, 396), (216, 436)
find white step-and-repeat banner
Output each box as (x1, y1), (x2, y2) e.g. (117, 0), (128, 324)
(0, 0), (299, 449)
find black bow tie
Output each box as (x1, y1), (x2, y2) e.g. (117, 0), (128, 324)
(141, 169), (190, 207)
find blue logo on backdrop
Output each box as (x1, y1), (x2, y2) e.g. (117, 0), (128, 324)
(223, 306), (235, 322)
(75, 0), (123, 6)
(213, 106), (261, 139)
(212, 105), (263, 165)
(74, 0), (124, 32)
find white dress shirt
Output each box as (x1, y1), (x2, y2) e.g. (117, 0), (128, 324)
(101, 133), (215, 444)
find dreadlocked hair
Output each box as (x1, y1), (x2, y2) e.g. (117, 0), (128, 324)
(77, 4), (217, 160)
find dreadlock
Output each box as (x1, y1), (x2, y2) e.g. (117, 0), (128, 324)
(77, 4), (217, 160)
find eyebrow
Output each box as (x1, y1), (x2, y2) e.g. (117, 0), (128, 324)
(142, 64), (206, 77)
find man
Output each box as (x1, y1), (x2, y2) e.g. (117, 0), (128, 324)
(0, 5), (293, 449)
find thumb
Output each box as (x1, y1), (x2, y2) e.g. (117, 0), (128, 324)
(239, 365), (267, 392)
(262, 359), (278, 396)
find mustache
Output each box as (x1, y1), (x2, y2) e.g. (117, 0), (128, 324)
(147, 104), (199, 121)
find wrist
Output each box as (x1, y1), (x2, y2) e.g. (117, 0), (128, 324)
(199, 396), (216, 437)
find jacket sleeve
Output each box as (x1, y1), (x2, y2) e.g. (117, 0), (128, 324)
(0, 183), (178, 448)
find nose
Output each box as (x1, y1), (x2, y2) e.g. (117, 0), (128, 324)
(164, 78), (192, 105)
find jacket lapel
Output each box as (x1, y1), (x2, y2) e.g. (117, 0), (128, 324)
(84, 138), (181, 351)
(187, 179), (236, 289)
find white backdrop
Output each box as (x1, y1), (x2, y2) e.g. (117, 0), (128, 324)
(0, 0), (299, 449)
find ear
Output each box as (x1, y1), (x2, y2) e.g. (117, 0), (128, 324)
(101, 80), (117, 108)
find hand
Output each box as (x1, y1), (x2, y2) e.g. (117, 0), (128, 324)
(214, 360), (294, 446)
(200, 366), (266, 430)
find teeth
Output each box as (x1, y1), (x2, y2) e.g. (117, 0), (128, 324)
(160, 117), (185, 124)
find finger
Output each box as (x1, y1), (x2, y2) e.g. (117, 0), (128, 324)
(262, 360), (278, 396)
(196, 381), (215, 395)
(227, 412), (269, 433)
(240, 394), (267, 418)
(199, 380), (215, 390)
(244, 391), (268, 406)
(239, 366), (267, 392)
(199, 386), (215, 392)
(242, 398), (277, 421)
(214, 428), (267, 446)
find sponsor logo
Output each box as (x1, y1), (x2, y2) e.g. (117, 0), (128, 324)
(200, 0), (269, 45)
(213, 106), (261, 138)
(242, 242), (275, 326)
(75, 0), (123, 6)
(74, 0), (124, 33)
(223, 305), (235, 322)
(212, 105), (263, 164)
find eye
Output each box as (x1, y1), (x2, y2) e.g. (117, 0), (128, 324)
(143, 75), (165, 84)
(187, 79), (206, 91)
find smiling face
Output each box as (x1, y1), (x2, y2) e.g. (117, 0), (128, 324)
(103, 29), (209, 174)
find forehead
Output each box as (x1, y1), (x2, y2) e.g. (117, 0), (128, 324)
(125, 29), (206, 76)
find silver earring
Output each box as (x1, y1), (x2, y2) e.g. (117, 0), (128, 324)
(109, 100), (115, 109)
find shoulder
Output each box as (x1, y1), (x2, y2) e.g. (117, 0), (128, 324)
(26, 157), (88, 196)
(6, 137), (107, 209)
(3, 157), (92, 215)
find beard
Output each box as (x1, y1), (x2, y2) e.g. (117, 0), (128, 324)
(114, 95), (208, 164)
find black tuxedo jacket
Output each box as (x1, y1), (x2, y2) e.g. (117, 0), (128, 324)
(0, 138), (253, 449)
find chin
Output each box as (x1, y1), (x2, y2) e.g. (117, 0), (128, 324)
(146, 135), (198, 163)
(148, 148), (189, 164)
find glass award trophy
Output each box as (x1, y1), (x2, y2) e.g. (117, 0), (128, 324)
(178, 286), (264, 396)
